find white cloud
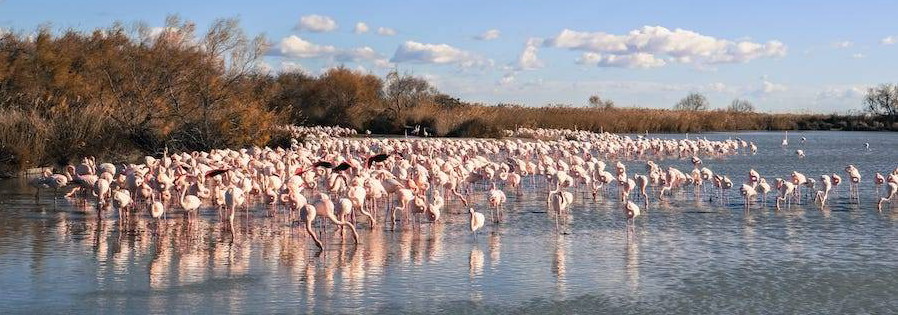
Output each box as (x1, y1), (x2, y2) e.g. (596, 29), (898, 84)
(354, 22), (369, 34)
(276, 36), (391, 68)
(391, 41), (488, 67)
(476, 29), (501, 40)
(759, 80), (787, 94)
(280, 61), (305, 73)
(517, 38), (544, 70)
(576, 52), (666, 68)
(881, 36), (897, 45)
(498, 73), (515, 86)
(254, 61), (273, 74)
(279, 35), (337, 58)
(707, 82), (728, 92)
(373, 59), (393, 68)
(832, 40), (853, 48)
(817, 85), (866, 100)
(377, 27), (397, 36)
(334, 46), (392, 67)
(545, 26), (786, 68)
(335, 46), (379, 61)
(296, 14), (338, 32)
(852, 53), (866, 59)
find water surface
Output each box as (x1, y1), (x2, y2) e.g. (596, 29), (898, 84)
(1, 131), (897, 314)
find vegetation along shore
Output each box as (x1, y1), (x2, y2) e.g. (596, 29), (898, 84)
(1, 17), (896, 173)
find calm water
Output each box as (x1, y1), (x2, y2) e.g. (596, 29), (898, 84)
(1, 131), (897, 314)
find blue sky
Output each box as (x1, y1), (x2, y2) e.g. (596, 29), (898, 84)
(1, 0), (896, 113)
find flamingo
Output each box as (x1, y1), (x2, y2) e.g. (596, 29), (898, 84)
(112, 188), (133, 218)
(548, 183), (573, 233)
(314, 193), (359, 244)
(775, 178), (796, 210)
(815, 175), (833, 207)
(875, 172), (886, 196)
(757, 178), (771, 204)
(179, 182), (202, 220)
(469, 208), (485, 240)
(624, 200), (641, 225)
(299, 204), (324, 250)
(487, 183), (507, 223)
(846, 165), (862, 200)
(428, 191), (444, 222)
(150, 193), (165, 219)
(740, 184), (757, 208)
(224, 186), (245, 224)
(879, 182), (898, 212)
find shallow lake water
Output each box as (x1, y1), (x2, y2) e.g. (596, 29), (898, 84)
(1, 131), (897, 314)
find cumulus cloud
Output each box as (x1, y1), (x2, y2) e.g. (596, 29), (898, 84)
(852, 53), (866, 59)
(816, 85), (866, 100)
(354, 22), (369, 34)
(498, 73), (515, 86)
(475, 29), (501, 40)
(276, 36), (391, 68)
(832, 40), (853, 48)
(254, 61), (273, 74)
(517, 38), (544, 70)
(755, 80), (787, 95)
(296, 14), (338, 32)
(881, 36), (897, 45)
(545, 26), (786, 68)
(279, 35), (337, 58)
(377, 27), (397, 36)
(280, 61), (305, 73)
(707, 82), (728, 92)
(577, 52), (666, 68)
(391, 41), (488, 67)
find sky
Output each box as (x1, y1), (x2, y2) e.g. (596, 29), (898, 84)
(1, 0), (896, 113)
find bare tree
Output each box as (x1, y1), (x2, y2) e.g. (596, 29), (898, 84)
(385, 69), (437, 115)
(588, 94), (615, 109)
(864, 83), (898, 121)
(675, 92), (709, 111)
(727, 98), (755, 113)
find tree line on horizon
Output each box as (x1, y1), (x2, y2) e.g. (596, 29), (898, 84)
(0, 16), (895, 172)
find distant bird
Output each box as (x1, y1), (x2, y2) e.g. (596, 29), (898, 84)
(469, 208), (485, 239)
(800, 136), (807, 144)
(864, 142), (871, 151)
(782, 131), (789, 146)
(796, 150), (805, 159)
